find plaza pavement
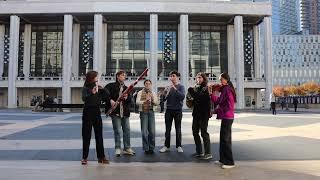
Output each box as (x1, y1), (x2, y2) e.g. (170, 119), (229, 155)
(0, 109), (319, 179)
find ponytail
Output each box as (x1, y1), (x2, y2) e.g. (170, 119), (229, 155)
(227, 80), (237, 103)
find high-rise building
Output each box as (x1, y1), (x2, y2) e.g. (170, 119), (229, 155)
(301, 0), (320, 34)
(272, 0), (300, 35)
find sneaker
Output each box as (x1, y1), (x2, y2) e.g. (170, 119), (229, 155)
(214, 160), (223, 166)
(192, 152), (204, 158)
(115, 148), (121, 157)
(200, 154), (213, 160)
(123, 148), (135, 155)
(159, 146), (170, 153)
(221, 164), (236, 169)
(177, 146), (184, 153)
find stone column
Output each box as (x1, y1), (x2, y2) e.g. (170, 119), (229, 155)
(227, 25), (235, 81)
(102, 23), (108, 76)
(150, 14), (158, 93)
(94, 14), (103, 75)
(234, 16), (244, 109)
(264, 16), (273, 107)
(23, 24), (31, 80)
(0, 25), (5, 78)
(8, 15), (20, 108)
(62, 15), (73, 104)
(72, 23), (80, 79)
(253, 25), (261, 79)
(178, 14), (189, 89)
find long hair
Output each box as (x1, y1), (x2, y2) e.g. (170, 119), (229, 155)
(84, 71), (98, 87)
(220, 72), (237, 102)
(196, 72), (208, 86)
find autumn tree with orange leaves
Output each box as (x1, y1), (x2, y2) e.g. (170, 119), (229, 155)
(273, 82), (320, 97)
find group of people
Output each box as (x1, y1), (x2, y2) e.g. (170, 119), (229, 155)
(81, 70), (236, 169)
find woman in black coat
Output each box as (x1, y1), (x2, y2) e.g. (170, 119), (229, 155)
(188, 72), (212, 160)
(81, 71), (109, 165)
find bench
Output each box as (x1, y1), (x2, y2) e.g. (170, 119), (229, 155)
(39, 103), (106, 112)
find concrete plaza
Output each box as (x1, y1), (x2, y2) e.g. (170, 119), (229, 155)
(0, 109), (319, 179)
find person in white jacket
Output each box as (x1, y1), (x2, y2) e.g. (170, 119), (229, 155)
(136, 79), (159, 154)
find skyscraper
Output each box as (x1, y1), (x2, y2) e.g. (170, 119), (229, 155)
(301, 0), (320, 34)
(272, 0), (300, 35)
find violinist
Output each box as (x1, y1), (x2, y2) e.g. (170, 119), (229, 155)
(188, 72), (212, 160)
(81, 71), (109, 165)
(210, 72), (236, 169)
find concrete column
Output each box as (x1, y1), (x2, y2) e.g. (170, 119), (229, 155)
(71, 23), (80, 78)
(94, 14), (103, 75)
(178, 14), (189, 89)
(234, 16), (245, 109)
(23, 24), (31, 79)
(102, 23), (108, 75)
(62, 15), (73, 104)
(264, 17), (273, 107)
(8, 15), (20, 108)
(253, 25), (261, 79)
(150, 14), (158, 93)
(227, 25), (235, 81)
(0, 25), (4, 78)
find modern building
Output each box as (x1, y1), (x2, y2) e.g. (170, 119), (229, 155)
(273, 35), (320, 86)
(271, 0), (300, 35)
(0, 0), (273, 109)
(301, 0), (320, 35)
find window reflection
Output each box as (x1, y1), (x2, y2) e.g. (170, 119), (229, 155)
(30, 25), (63, 77)
(189, 25), (227, 79)
(107, 24), (149, 76)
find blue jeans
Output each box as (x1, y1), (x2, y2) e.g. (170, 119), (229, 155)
(111, 115), (131, 150)
(139, 111), (155, 151)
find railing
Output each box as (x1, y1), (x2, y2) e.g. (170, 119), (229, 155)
(16, 76), (62, 81)
(0, 77), (8, 81)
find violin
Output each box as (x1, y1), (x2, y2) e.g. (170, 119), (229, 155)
(209, 84), (223, 93)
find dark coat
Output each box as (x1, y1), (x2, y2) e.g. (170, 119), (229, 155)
(104, 81), (132, 117)
(188, 85), (211, 120)
(82, 83), (109, 108)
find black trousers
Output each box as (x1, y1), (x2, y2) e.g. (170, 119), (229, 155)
(220, 119), (234, 165)
(192, 117), (211, 155)
(160, 102), (164, 112)
(164, 109), (182, 148)
(271, 102), (276, 115)
(82, 107), (105, 159)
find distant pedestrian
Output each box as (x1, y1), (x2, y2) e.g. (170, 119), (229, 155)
(270, 93), (276, 115)
(293, 97), (298, 112)
(251, 99), (256, 110)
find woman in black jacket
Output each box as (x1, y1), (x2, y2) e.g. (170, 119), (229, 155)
(188, 72), (212, 160)
(81, 71), (109, 165)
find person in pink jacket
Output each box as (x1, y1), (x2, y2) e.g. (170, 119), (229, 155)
(210, 72), (236, 169)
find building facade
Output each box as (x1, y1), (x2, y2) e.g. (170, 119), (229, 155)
(0, 0), (273, 109)
(273, 35), (320, 86)
(301, 0), (320, 35)
(271, 0), (300, 35)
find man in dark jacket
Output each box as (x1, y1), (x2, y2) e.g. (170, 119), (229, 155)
(104, 70), (135, 157)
